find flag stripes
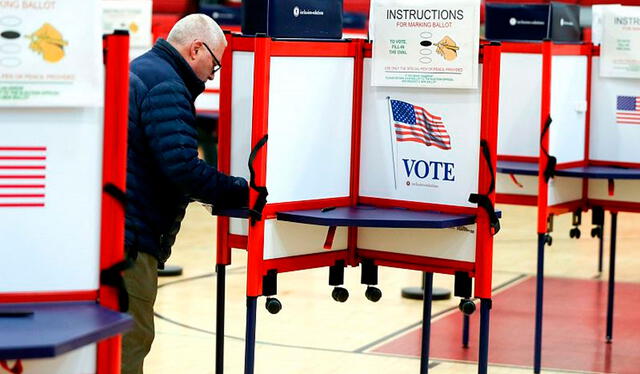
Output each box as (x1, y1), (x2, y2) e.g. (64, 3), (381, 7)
(0, 147), (47, 207)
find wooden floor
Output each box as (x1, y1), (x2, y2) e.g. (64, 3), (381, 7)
(146, 203), (640, 374)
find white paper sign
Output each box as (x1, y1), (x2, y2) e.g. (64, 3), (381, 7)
(591, 4), (620, 45)
(601, 6), (640, 78)
(102, 0), (152, 49)
(0, 0), (103, 107)
(371, 0), (480, 89)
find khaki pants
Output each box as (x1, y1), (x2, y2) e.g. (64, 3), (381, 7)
(121, 252), (158, 374)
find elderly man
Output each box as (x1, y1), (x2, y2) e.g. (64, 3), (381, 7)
(122, 14), (248, 374)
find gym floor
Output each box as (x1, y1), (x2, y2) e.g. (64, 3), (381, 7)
(146, 203), (640, 374)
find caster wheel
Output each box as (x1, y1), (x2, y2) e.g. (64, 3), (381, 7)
(331, 287), (349, 303)
(570, 228), (581, 239)
(458, 299), (476, 316)
(365, 286), (382, 302)
(591, 227), (602, 239)
(265, 297), (282, 314)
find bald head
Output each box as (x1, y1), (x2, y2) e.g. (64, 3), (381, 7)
(167, 14), (227, 82)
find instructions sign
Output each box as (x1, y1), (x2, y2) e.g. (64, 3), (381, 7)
(0, 0), (102, 107)
(371, 0), (480, 89)
(601, 6), (640, 78)
(102, 0), (152, 50)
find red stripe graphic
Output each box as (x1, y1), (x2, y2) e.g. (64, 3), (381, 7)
(395, 129), (451, 144)
(395, 121), (451, 149)
(0, 175), (45, 179)
(395, 123), (450, 136)
(396, 137), (451, 150)
(0, 194), (45, 198)
(0, 146), (46, 151)
(399, 122), (450, 136)
(0, 166), (46, 169)
(0, 146), (47, 208)
(0, 185), (45, 188)
(415, 107), (442, 121)
(0, 156), (46, 160)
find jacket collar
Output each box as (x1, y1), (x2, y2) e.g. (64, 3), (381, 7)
(152, 39), (205, 101)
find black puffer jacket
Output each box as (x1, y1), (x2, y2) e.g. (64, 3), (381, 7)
(125, 39), (248, 264)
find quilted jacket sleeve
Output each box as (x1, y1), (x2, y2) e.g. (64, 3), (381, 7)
(140, 80), (248, 208)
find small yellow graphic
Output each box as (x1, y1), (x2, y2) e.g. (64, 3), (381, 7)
(129, 22), (139, 34)
(435, 36), (459, 61)
(25, 23), (68, 63)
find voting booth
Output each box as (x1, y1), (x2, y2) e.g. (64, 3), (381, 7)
(589, 52), (640, 209)
(493, 15), (640, 370)
(496, 41), (590, 218)
(0, 1), (132, 371)
(212, 27), (502, 373)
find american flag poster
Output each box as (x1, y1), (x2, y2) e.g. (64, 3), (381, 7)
(390, 99), (451, 150)
(0, 147), (47, 208)
(616, 96), (640, 125)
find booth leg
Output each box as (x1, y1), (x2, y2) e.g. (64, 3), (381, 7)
(606, 212), (618, 343)
(534, 234), (546, 374)
(244, 296), (258, 374)
(462, 314), (470, 348)
(420, 272), (433, 374)
(477, 299), (491, 374)
(216, 264), (226, 374)
(592, 206), (605, 275)
(598, 224), (604, 275)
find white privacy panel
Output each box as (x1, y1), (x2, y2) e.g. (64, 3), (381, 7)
(194, 74), (220, 112)
(357, 225), (477, 263)
(590, 57), (640, 164)
(230, 52), (254, 183)
(496, 173), (538, 196)
(263, 220), (348, 260)
(549, 55), (588, 164)
(360, 58), (481, 208)
(588, 179), (640, 203)
(194, 92), (220, 112)
(0, 108), (104, 292)
(548, 176), (583, 206)
(497, 53), (542, 158)
(229, 52), (255, 237)
(18, 344), (96, 374)
(229, 218), (249, 237)
(265, 57), (354, 203)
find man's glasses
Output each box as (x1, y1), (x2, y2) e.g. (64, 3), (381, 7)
(202, 42), (222, 74)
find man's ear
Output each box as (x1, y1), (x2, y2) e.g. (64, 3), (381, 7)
(188, 40), (202, 61)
